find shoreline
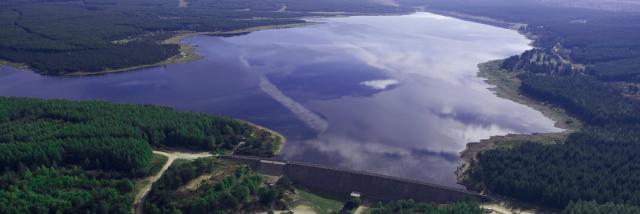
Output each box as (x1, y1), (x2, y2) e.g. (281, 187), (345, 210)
(63, 22), (318, 76)
(423, 9), (540, 47)
(415, 6), (580, 184)
(242, 120), (288, 156)
(0, 60), (27, 69)
(0, 11), (421, 76)
(454, 60), (578, 214)
(416, 8), (581, 188)
(455, 60), (581, 187)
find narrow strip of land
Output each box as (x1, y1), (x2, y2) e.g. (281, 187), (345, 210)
(64, 22), (317, 76)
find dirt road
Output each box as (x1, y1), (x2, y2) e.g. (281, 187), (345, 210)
(133, 150), (214, 214)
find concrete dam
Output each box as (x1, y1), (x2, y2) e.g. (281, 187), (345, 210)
(226, 156), (489, 204)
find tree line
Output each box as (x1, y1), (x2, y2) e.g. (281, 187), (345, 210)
(0, 96), (280, 212)
(0, 167), (135, 213)
(469, 74), (640, 209)
(0, 0), (310, 75)
(366, 199), (484, 214)
(420, 1), (640, 210)
(144, 159), (291, 213)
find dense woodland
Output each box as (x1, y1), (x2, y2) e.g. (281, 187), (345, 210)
(0, 0), (403, 75)
(563, 201), (640, 214)
(518, 74), (639, 125)
(144, 159), (291, 213)
(0, 97), (271, 153)
(469, 75), (640, 208)
(0, 0), (303, 74)
(366, 200), (483, 214)
(423, 0), (640, 81)
(0, 97), (279, 212)
(501, 49), (573, 75)
(4, 0), (640, 212)
(424, 0), (640, 211)
(0, 167), (135, 213)
(144, 159), (486, 214)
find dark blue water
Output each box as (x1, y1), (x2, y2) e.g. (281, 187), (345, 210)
(0, 13), (560, 187)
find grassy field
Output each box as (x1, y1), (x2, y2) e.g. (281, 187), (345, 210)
(290, 189), (344, 214)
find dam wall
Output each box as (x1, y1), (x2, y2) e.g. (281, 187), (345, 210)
(224, 155), (489, 203)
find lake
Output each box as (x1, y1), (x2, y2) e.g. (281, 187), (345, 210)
(0, 12), (560, 187)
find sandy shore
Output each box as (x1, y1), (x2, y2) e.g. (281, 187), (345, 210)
(241, 120), (288, 155)
(456, 60), (580, 188)
(63, 22), (318, 76)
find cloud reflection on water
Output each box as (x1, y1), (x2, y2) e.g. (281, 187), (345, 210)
(0, 13), (561, 188)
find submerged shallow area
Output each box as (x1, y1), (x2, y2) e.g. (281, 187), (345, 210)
(0, 12), (560, 187)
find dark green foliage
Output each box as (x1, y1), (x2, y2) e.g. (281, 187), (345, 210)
(144, 163), (288, 213)
(0, 0), (406, 75)
(589, 58), (640, 81)
(0, 96), (261, 154)
(0, 138), (151, 173)
(470, 74), (640, 208)
(472, 127), (640, 208)
(0, 96), (279, 212)
(340, 197), (361, 213)
(152, 158), (217, 191)
(420, 0), (640, 82)
(0, 167), (133, 214)
(0, 42), (179, 74)
(518, 74), (639, 125)
(563, 201), (640, 214)
(367, 200), (484, 214)
(236, 129), (284, 157)
(501, 49), (573, 75)
(414, 1), (640, 211)
(0, 1), (311, 75)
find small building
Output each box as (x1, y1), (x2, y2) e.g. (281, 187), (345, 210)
(350, 191), (361, 198)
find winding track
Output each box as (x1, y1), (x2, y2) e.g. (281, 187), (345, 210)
(133, 150), (213, 214)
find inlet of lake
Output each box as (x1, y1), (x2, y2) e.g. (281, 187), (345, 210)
(0, 12), (561, 188)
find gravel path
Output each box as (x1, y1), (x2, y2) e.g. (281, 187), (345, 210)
(134, 150), (214, 214)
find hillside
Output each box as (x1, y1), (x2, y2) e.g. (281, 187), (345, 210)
(417, 0), (640, 212)
(0, 96), (283, 213)
(0, 0), (407, 75)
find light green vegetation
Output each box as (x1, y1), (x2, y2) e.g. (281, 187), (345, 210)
(291, 189), (344, 214)
(0, 96), (281, 213)
(147, 153), (170, 177)
(478, 60), (581, 131)
(133, 153), (170, 194)
(457, 60), (581, 190)
(0, 0), (403, 75)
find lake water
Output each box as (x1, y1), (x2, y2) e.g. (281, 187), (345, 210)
(0, 12), (560, 188)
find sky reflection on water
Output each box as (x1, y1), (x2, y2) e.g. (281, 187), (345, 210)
(0, 12), (560, 188)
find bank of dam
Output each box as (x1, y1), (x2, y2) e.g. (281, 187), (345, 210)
(225, 155), (489, 203)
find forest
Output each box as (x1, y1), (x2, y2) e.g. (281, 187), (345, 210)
(5, 0), (640, 212)
(142, 158), (487, 214)
(0, 167), (135, 213)
(421, 0), (640, 82)
(144, 159), (292, 213)
(0, 0), (405, 75)
(0, 0), (301, 75)
(425, 0), (640, 211)
(366, 200), (483, 214)
(563, 201), (640, 214)
(468, 75), (640, 208)
(0, 97), (280, 212)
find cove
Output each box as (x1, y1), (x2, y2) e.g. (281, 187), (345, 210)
(0, 12), (560, 188)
